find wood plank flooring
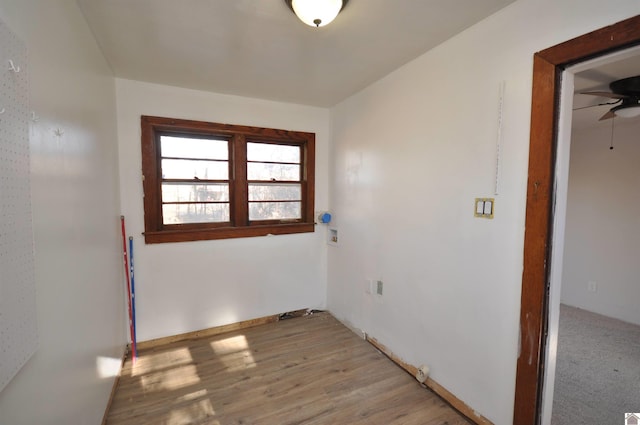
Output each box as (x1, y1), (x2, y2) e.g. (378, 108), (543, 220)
(105, 312), (471, 425)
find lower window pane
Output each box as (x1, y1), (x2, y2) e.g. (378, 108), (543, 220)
(163, 203), (229, 224)
(249, 202), (301, 221)
(162, 183), (229, 203)
(248, 184), (301, 201)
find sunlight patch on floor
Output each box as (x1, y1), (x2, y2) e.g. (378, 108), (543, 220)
(132, 347), (193, 376)
(175, 388), (209, 403)
(166, 398), (218, 425)
(140, 364), (201, 392)
(210, 335), (257, 372)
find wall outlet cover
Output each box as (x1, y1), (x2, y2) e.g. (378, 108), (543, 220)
(416, 365), (429, 383)
(365, 279), (373, 294)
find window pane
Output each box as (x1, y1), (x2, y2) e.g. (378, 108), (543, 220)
(162, 183), (229, 203)
(248, 184), (301, 201)
(249, 202), (301, 220)
(162, 159), (228, 180)
(161, 136), (228, 160)
(247, 163), (300, 181)
(247, 142), (300, 163)
(162, 203), (229, 224)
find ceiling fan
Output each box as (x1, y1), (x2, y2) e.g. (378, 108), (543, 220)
(581, 75), (640, 120)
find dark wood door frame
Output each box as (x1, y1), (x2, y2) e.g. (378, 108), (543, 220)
(514, 15), (640, 425)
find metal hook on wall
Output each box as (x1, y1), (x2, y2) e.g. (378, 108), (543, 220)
(7, 59), (21, 73)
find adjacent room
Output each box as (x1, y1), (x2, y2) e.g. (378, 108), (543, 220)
(0, 1), (639, 424)
(549, 54), (640, 424)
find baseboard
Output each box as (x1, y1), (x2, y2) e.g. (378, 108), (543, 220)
(101, 345), (128, 425)
(136, 308), (309, 351)
(366, 336), (493, 425)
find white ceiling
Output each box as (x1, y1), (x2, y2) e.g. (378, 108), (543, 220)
(77, 0), (515, 107)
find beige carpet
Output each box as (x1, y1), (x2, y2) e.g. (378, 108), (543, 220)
(551, 304), (640, 425)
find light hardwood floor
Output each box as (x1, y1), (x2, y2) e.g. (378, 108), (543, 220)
(106, 312), (471, 425)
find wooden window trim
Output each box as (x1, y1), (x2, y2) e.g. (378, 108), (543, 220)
(141, 116), (315, 244)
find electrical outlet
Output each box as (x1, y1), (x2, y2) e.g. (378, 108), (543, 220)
(416, 365), (429, 383)
(588, 281), (597, 292)
(365, 279), (373, 294)
(328, 228), (338, 245)
(376, 280), (383, 296)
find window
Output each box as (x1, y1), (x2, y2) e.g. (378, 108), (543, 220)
(141, 116), (315, 243)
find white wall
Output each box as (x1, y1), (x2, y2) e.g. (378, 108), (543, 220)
(561, 119), (640, 325)
(0, 1), (125, 424)
(327, 1), (640, 424)
(115, 79), (330, 342)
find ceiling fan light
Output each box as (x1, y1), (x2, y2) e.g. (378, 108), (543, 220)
(290, 0), (344, 27)
(614, 104), (640, 118)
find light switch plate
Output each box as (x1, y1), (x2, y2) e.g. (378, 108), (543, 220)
(475, 198), (495, 219)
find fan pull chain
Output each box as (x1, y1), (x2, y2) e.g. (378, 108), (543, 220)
(609, 116), (615, 150)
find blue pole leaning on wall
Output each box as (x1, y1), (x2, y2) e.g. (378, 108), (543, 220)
(129, 236), (138, 362)
(120, 217), (136, 361)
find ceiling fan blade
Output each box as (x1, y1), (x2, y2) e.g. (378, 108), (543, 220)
(598, 109), (616, 121)
(573, 99), (622, 111)
(581, 91), (628, 99)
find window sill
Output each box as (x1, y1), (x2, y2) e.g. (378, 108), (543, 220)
(143, 223), (315, 244)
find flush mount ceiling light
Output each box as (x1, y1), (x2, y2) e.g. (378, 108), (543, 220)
(611, 102), (640, 118)
(284, 0), (349, 28)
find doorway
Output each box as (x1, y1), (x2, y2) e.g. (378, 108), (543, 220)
(546, 47), (640, 424)
(513, 15), (640, 425)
